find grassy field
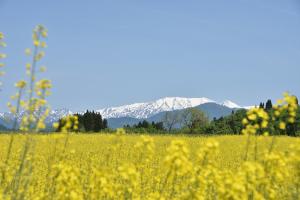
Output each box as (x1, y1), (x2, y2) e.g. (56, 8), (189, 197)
(0, 133), (299, 199)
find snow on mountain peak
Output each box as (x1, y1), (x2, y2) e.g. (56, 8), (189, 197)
(97, 97), (215, 119)
(0, 97), (254, 128)
(222, 100), (242, 109)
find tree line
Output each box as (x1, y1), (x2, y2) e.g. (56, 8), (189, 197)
(122, 108), (210, 134)
(126, 98), (299, 136)
(55, 98), (299, 136)
(161, 98), (300, 136)
(124, 120), (165, 133)
(55, 110), (108, 132)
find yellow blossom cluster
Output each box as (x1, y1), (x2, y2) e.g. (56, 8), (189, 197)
(7, 25), (51, 132)
(134, 136), (155, 161)
(35, 79), (52, 97)
(242, 92), (298, 136)
(50, 163), (83, 199)
(117, 164), (141, 199)
(242, 107), (269, 135)
(53, 115), (79, 133)
(273, 92), (298, 129)
(164, 140), (192, 177)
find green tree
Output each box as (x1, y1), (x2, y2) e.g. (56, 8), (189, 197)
(162, 111), (180, 132)
(180, 108), (209, 134)
(204, 109), (247, 135)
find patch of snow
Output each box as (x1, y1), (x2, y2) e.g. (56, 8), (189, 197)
(97, 97), (215, 119)
(222, 100), (242, 109)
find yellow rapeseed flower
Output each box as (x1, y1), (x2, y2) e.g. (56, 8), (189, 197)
(279, 122), (286, 130)
(33, 40), (40, 47)
(0, 53), (7, 59)
(248, 114), (257, 121)
(25, 48), (32, 55)
(15, 80), (27, 89)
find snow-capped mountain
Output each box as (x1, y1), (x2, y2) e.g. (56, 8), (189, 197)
(97, 97), (216, 119)
(47, 108), (73, 123)
(0, 108), (73, 129)
(0, 97), (251, 129)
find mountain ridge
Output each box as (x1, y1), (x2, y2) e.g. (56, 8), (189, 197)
(97, 97), (251, 119)
(0, 97), (252, 129)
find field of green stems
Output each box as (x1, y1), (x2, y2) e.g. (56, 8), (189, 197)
(0, 133), (299, 199)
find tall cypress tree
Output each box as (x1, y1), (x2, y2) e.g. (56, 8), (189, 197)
(259, 102), (264, 109)
(83, 110), (89, 131)
(94, 112), (102, 132)
(103, 119), (108, 129)
(265, 100), (273, 111)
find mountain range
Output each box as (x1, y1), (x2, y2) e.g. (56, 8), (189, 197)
(0, 97), (252, 129)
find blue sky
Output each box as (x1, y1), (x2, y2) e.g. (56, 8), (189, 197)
(0, 0), (299, 111)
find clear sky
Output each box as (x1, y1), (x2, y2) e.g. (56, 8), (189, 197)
(0, 0), (299, 111)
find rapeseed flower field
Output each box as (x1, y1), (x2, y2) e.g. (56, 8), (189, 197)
(0, 133), (299, 199)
